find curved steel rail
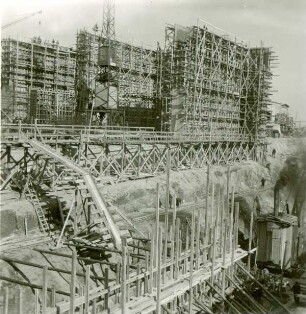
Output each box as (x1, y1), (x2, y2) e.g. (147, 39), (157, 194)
(29, 139), (122, 250)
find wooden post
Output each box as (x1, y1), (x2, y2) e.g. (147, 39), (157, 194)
(247, 211), (254, 272)
(121, 237), (127, 314)
(221, 223), (228, 297)
(70, 248), (77, 314)
(216, 188), (220, 256)
(136, 265), (141, 297)
(34, 119), (37, 139)
(17, 288), (22, 314)
(84, 265), (90, 314)
(18, 120), (22, 141)
(73, 188), (78, 236)
(174, 218), (180, 280)
(78, 132), (82, 164)
(116, 263), (120, 303)
(220, 195), (224, 258)
(184, 226), (189, 274)
(195, 205), (201, 270)
(104, 268), (109, 310)
(34, 289), (39, 314)
(92, 298), (96, 314)
(51, 283), (56, 307)
(149, 235), (155, 292)
(226, 164), (230, 217)
(99, 153), (104, 176)
(210, 224), (217, 308)
(3, 287), (9, 314)
(164, 147), (171, 263)
(87, 205), (91, 234)
(188, 209), (195, 314)
(234, 202), (240, 249)
(210, 184), (215, 230)
(170, 193), (177, 278)
(42, 266), (48, 313)
(24, 218), (28, 236)
(126, 251), (130, 302)
(229, 187), (235, 281)
(231, 202), (239, 279)
(156, 228), (163, 314)
(144, 251), (149, 293)
(155, 183), (160, 270)
(79, 287), (84, 314)
(205, 164), (210, 233)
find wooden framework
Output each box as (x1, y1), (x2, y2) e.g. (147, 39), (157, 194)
(1, 181), (288, 314)
(1, 38), (76, 122)
(1, 124), (266, 186)
(75, 30), (159, 128)
(160, 21), (273, 141)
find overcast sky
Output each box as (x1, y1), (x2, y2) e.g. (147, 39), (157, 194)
(1, 0), (306, 120)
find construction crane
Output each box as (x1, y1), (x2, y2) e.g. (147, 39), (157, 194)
(1, 10), (42, 30)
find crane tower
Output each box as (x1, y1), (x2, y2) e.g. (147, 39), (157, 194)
(92, 0), (122, 126)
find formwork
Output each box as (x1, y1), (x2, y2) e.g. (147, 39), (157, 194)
(1, 37), (76, 122)
(29, 89), (76, 124)
(75, 30), (160, 128)
(160, 22), (273, 141)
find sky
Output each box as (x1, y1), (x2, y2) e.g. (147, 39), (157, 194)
(1, 0), (306, 120)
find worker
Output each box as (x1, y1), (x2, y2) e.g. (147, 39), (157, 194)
(292, 281), (301, 304)
(272, 148), (276, 158)
(169, 192), (173, 208)
(176, 197), (182, 208)
(261, 177), (266, 188)
(285, 203), (289, 214)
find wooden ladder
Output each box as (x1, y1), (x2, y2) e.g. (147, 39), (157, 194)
(24, 184), (49, 234)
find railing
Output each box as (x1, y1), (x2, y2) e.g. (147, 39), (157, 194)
(1, 123), (254, 144)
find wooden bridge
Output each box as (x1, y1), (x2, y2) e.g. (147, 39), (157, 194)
(1, 123), (266, 185)
(0, 123), (290, 314)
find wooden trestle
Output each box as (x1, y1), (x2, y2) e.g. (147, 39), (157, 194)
(1, 123), (266, 186)
(0, 123), (275, 314)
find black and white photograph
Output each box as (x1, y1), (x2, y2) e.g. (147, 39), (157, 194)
(1, 0), (306, 313)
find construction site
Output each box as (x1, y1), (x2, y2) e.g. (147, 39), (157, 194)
(1, 1), (306, 314)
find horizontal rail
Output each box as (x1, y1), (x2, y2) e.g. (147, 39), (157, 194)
(1, 123), (256, 144)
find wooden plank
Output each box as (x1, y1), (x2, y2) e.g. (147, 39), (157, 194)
(228, 274), (266, 314)
(149, 235), (155, 293)
(205, 163), (210, 233)
(188, 208), (195, 313)
(236, 263), (292, 314)
(221, 222), (227, 297)
(84, 265), (90, 314)
(104, 268), (109, 309)
(70, 249), (77, 314)
(34, 289), (39, 314)
(0, 256), (104, 280)
(156, 228), (163, 314)
(0, 276), (70, 296)
(51, 284), (56, 308)
(164, 147), (170, 264)
(42, 266), (48, 313)
(247, 211), (254, 272)
(121, 237), (127, 314)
